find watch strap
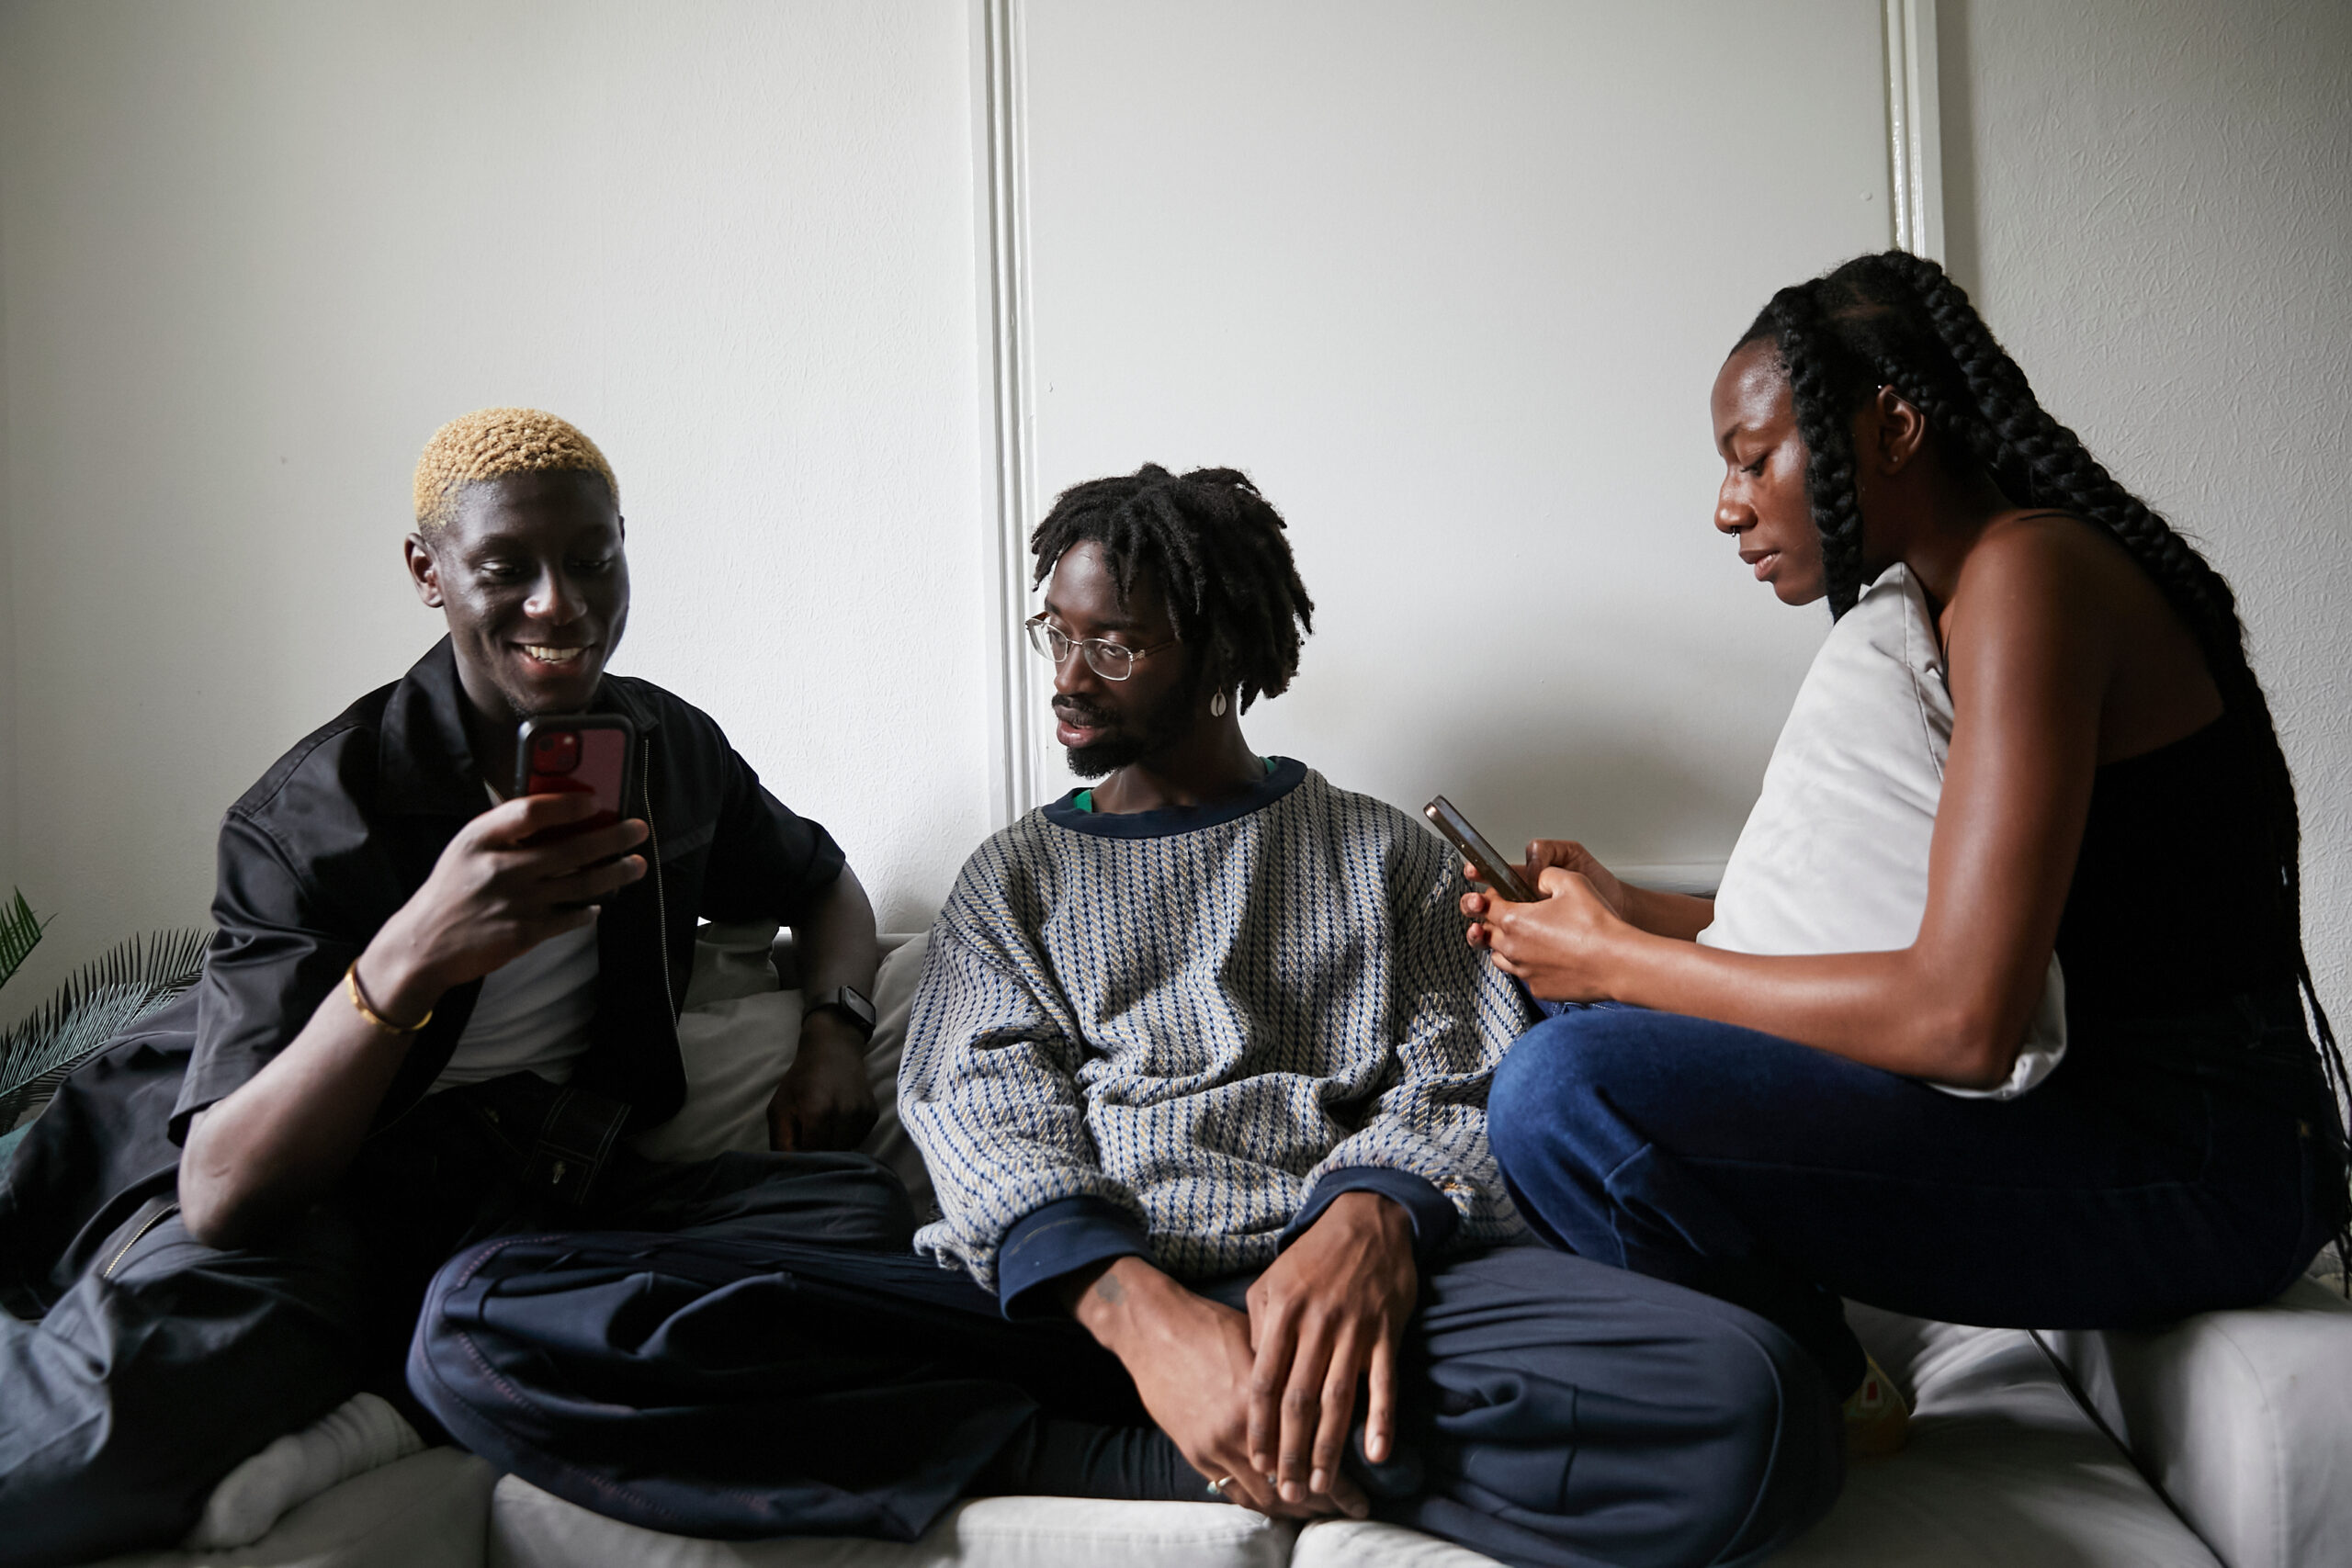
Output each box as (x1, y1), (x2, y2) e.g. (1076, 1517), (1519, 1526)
(807, 984), (877, 1041)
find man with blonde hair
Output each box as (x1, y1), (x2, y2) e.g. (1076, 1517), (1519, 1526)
(0, 410), (898, 1563)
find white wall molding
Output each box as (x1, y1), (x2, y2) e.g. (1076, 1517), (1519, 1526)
(1884, 0), (1945, 258)
(973, 0), (1043, 827)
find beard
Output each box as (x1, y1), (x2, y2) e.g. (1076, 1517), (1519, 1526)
(1060, 673), (1201, 779)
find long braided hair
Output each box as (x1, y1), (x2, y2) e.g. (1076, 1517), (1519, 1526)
(1741, 251), (2349, 1265)
(1030, 464), (1314, 713)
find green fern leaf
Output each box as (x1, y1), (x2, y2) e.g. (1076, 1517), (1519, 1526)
(0, 889), (45, 991)
(0, 929), (209, 1134)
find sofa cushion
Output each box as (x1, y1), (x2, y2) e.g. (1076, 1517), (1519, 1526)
(488, 1482), (1296, 1568)
(1292, 1520), (1503, 1565)
(1289, 1309), (2234, 1568)
(83, 1448), (496, 1568)
(628, 929), (936, 1214)
(1759, 1303), (2222, 1566)
(2043, 1276), (2352, 1568)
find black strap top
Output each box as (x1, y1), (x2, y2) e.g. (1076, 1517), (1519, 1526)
(2052, 707), (2299, 1026)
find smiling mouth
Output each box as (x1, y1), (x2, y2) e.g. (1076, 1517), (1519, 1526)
(520, 644), (590, 666)
(1743, 550), (1781, 581)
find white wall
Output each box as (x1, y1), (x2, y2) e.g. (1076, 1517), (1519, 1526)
(0, 0), (989, 1000)
(3, 0), (2346, 1022)
(1939, 0), (2352, 1006)
(1011, 0), (1890, 877)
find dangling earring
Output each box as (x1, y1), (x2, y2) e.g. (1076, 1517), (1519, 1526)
(1209, 690), (1227, 717)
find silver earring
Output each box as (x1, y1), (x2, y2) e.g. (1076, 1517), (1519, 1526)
(1210, 690), (1227, 717)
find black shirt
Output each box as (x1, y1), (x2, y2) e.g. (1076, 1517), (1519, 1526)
(2, 638), (842, 1310)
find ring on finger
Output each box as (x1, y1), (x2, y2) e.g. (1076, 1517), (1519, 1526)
(1206, 1476), (1234, 1497)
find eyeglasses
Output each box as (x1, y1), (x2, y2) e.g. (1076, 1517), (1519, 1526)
(1024, 614), (1177, 681)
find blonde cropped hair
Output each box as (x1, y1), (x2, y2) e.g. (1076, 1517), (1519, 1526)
(412, 407), (618, 529)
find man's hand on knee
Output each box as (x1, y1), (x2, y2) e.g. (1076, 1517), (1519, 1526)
(1245, 1190), (1417, 1509)
(1060, 1257), (1362, 1520)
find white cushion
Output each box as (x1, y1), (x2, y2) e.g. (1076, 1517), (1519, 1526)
(2042, 1278), (2352, 1568)
(857, 933), (935, 1218)
(1292, 1520), (1504, 1566)
(628, 928), (936, 1215)
(1291, 1303), (2229, 1568)
(628, 921), (804, 1164)
(83, 1448), (497, 1568)
(488, 1481), (1296, 1568)
(1698, 564), (2065, 1100)
(1763, 1303), (2222, 1566)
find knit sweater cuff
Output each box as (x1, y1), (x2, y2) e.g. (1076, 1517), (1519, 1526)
(998, 1196), (1152, 1319)
(1283, 1168), (1460, 1262)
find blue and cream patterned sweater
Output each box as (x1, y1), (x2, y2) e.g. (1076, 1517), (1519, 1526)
(900, 758), (1529, 1310)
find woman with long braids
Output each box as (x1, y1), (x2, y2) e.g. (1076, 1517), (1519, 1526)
(1468, 251), (2349, 1439)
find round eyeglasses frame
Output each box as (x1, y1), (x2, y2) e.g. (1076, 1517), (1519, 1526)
(1024, 614), (1178, 682)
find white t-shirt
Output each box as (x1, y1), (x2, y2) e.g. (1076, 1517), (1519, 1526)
(428, 784), (603, 1093)
(429, 921), (601, 1092)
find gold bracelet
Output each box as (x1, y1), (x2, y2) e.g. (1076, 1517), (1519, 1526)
(345, 960), (432, 1034)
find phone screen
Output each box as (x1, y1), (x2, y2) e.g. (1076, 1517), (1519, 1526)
(1424, 795), (1539, 904)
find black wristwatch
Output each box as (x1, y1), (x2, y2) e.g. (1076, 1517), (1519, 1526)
(805, 984), (877, 1043)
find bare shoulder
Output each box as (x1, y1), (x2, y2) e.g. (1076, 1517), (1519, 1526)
(1951, 511), (2150, 630)
(1969, 509), (2133, 583)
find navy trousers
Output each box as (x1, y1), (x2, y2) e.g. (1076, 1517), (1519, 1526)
(1487, 988), (2348, 1396)
(410, 1201), (1844, 1568)
(0, 1199), (370, 1567)
(0, 1067), (905, 1568)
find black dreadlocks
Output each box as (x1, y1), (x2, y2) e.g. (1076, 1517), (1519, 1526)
(1029, 464), (1314, 714)
(1740, 250), (2348, 1269)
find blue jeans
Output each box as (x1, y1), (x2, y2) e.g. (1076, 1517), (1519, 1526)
(1487, 987), (2347, 1395)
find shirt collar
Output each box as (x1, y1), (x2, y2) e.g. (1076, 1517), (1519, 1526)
(1041, 756), (1308, 839)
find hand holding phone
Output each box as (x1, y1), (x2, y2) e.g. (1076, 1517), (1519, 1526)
(1423, 795), (1538, 904)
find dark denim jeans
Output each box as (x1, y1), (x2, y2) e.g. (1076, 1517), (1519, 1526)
(1487, 987), (2347, 1396)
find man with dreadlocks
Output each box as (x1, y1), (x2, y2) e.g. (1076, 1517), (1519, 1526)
(1471, 254), (2349, 1438)
(0, 409), (896, 1563)
(406, 464), (1844, 1568)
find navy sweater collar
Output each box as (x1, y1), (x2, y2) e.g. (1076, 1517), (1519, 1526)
(1041, 756), (1307, 839)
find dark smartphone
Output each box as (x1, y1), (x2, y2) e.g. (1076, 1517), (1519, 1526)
(514, 715), (636, 841)
(1424, 795), (1540, 904)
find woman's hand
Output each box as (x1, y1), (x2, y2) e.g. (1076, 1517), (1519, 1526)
(1464, 866), (1637, 1002)
(1521, 840), (1630, 918)
(1460, 840), (1716, 946)
(1456, 840), (1625, 931)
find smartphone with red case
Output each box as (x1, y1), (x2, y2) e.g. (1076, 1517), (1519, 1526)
(1424, 795), (1540, 904)
(514, 715), (636, 840)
